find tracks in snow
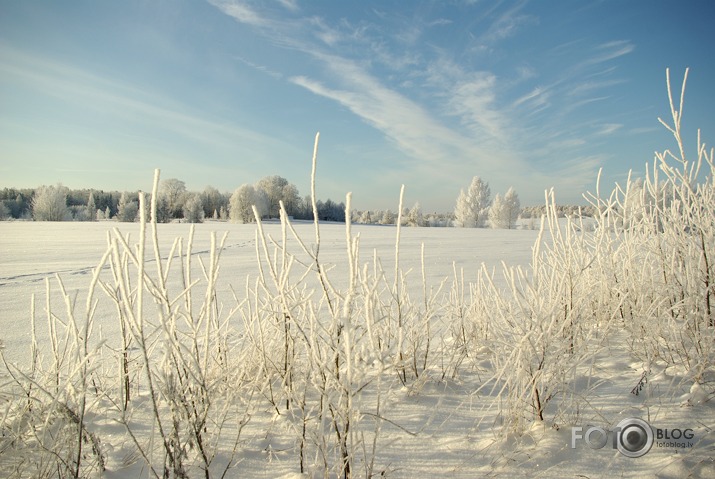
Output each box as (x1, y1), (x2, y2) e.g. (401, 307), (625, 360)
(0, 239), (255, 287)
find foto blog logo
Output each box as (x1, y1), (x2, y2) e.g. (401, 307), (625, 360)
(571, 418), (695, 457)
(571, 418), (654, 458)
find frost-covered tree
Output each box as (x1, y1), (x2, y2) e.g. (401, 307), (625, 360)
(0, 202), (9, 220)
(200, 186), (227, 219)
(317, 199), (345, 222)
(406, 202), (424, 227)
(116, 192), (138, 222)
(32, 184), (71, 221)
(183, 194), (204, 223)
(86, 191), (96, 221)
(257, 175), (298, 218)
(71, 205), (93, 221)
(489, 187), (520, 229)
(454, 176), (491, 227)
(359, 210), (372, 224)
(153, 195), (172, 223)
(160, 178), (187, 219)
(380, 209), (395, 225)
(281, 183), (301, 217)
(453, 189), (474, 227)
(230, 184), (268, 223)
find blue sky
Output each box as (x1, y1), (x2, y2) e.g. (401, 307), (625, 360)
(1, 1), (714, 211)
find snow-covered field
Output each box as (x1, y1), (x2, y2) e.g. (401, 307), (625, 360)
(1, 218), (713, 478)
(0, 220), (535, 364)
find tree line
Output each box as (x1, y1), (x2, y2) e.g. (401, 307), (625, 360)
(0, 176), (346, 224)
(1, 175), (594, 228)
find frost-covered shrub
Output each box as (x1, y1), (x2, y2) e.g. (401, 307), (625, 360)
(594, 70), (715, 379)
(467, 69), (714, 434)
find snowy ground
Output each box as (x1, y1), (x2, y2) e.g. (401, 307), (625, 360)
(0, 220), (535, 365)
(1, 219), (713, 478)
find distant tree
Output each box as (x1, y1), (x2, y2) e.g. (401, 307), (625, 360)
(92, 190), (118, 218)
(281, 183), (301, 217)
(32, 184), (71, 221)
(0, 189), (32, 218)
(0, 202), (9, 220)
(257, 176), (289, 218)
(71, 205), (93, 221)
(183, 194), (204, 223)
(254, 176), (302, 218)
(116, 192), (138, 222)
(489, 187), (520, 229)
(86, 191), (96, 222)
(160, 178), (187, 219)
(359, 210), (372, 224)
(488, 194), (503, 228)
(200, 186), (227, 219)
(425, 213), (447, 227)
(294, 195), (314, 220)
(406, 202), (424, 227)
(154, 195), (172, 223)
(454, 176), (491, 227)
(317, 199), (345, 222)
(66, 189), (88, 207)
(380, 209), (395, 225)
(230, 184), (268, 223)
(503, 187), (521, 229)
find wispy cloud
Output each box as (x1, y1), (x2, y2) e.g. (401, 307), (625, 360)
(0, 43), (281, 154)
(208, 0), (267, 27)
(568, 78), (626, 96)
(211, 2), (514, 169)
(277, 0), (299, 12)
(595, 123), (623, 136)
(512, 86), (551, 110)
(233, 55), (283, 78)
(207, 0), (636, 202)
(448, 72), (509, 143)
(583, 40), (635, 66)
(483, 6), (535, 44)
(428, 18), (452, 27)
(470, 1), (537, 53)
(289, 64), (465, 169)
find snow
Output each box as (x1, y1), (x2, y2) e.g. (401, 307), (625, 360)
(1, 219), (713, 478)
